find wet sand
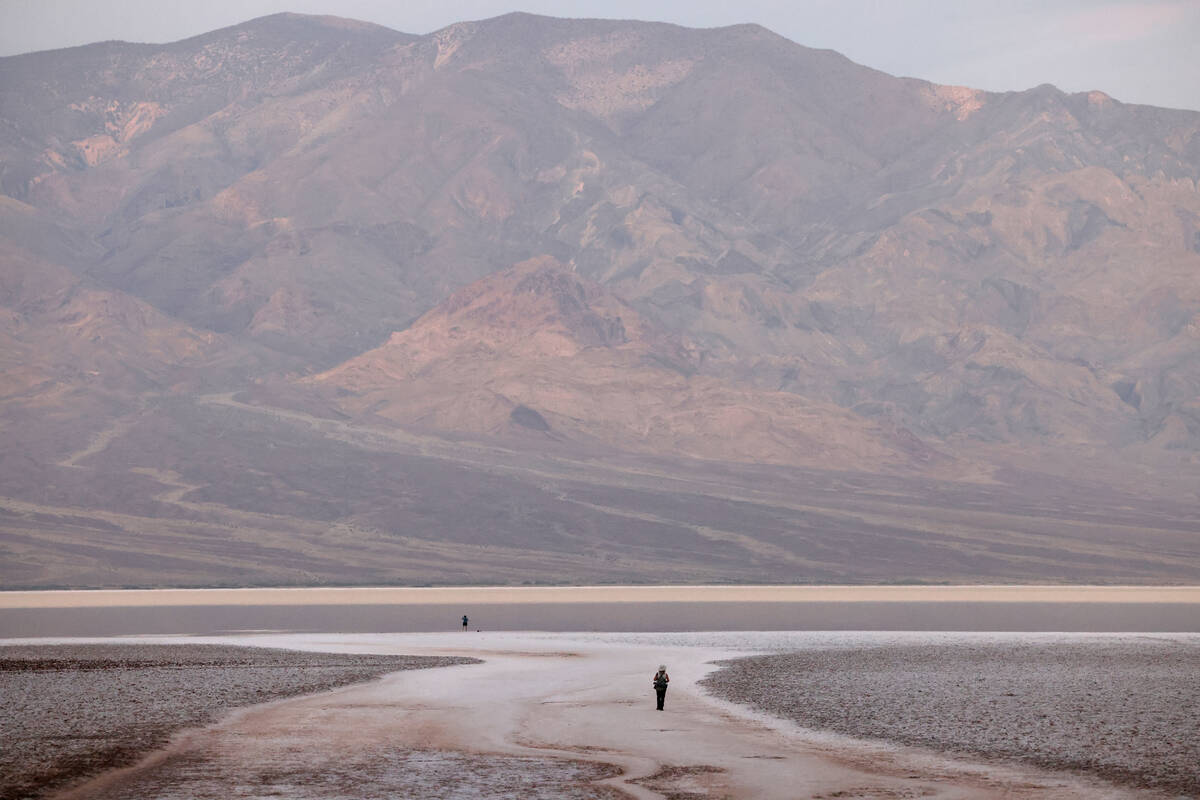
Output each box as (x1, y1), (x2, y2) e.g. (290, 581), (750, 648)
(23, 633), (1178, 800)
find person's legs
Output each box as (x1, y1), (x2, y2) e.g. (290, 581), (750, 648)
(656, 688), (666, 710)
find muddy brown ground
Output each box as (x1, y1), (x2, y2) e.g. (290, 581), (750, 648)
(702, 639), (1200, 797)
(76, 750), (625, 800)
(0, 644), (475, 800)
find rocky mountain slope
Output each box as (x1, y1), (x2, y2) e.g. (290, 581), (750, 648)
(308, 255), (938, 472)
(1, 13), (1198, 587)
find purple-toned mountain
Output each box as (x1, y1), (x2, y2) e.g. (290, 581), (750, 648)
(307, 256), (937, 472)
(1, 13), (1198, 587)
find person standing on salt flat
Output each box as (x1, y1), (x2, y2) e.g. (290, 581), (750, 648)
(652, 664), (670, 710)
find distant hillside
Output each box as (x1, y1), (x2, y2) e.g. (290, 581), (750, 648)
(1, 13), (1198, 588)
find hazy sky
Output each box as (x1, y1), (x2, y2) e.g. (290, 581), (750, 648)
(3, 0), (1199, 111)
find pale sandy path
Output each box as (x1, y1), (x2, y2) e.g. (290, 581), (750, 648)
(47, 632), (1155, 800)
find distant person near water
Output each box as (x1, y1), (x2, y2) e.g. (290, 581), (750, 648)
(652, 664), (670, 710)
(462, 614), (469, 630)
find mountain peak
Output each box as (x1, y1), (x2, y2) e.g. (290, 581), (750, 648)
(183, 11), (412, 48)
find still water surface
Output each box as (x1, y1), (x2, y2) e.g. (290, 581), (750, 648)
(2, 601), (1196, 637)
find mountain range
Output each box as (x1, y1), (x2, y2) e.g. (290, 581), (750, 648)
(2, 12), (1198, 587)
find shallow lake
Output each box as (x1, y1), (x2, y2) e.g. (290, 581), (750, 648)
(2, 600), (1197, 637)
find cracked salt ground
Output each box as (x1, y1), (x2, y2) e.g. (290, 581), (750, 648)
(40, 632), (1187, 800)
(700, 636), (1200, 797)
(0, 644), (474, 800)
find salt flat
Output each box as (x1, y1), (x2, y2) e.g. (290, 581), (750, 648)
(0, 645), (471, 800)
(31, 631), (1186, 800)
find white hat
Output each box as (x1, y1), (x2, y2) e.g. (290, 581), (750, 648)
(657, 664), (666, 670)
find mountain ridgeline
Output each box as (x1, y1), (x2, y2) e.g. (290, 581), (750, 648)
(2, 13), (1199, 588)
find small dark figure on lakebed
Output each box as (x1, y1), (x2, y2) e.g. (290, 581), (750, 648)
(462, 614), (469, 630)
(653, 664), (670, 710)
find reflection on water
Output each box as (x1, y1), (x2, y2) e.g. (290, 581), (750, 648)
(2, 601), (1197, 637)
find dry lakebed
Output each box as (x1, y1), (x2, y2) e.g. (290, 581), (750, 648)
(3, 586), (1199, 799)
